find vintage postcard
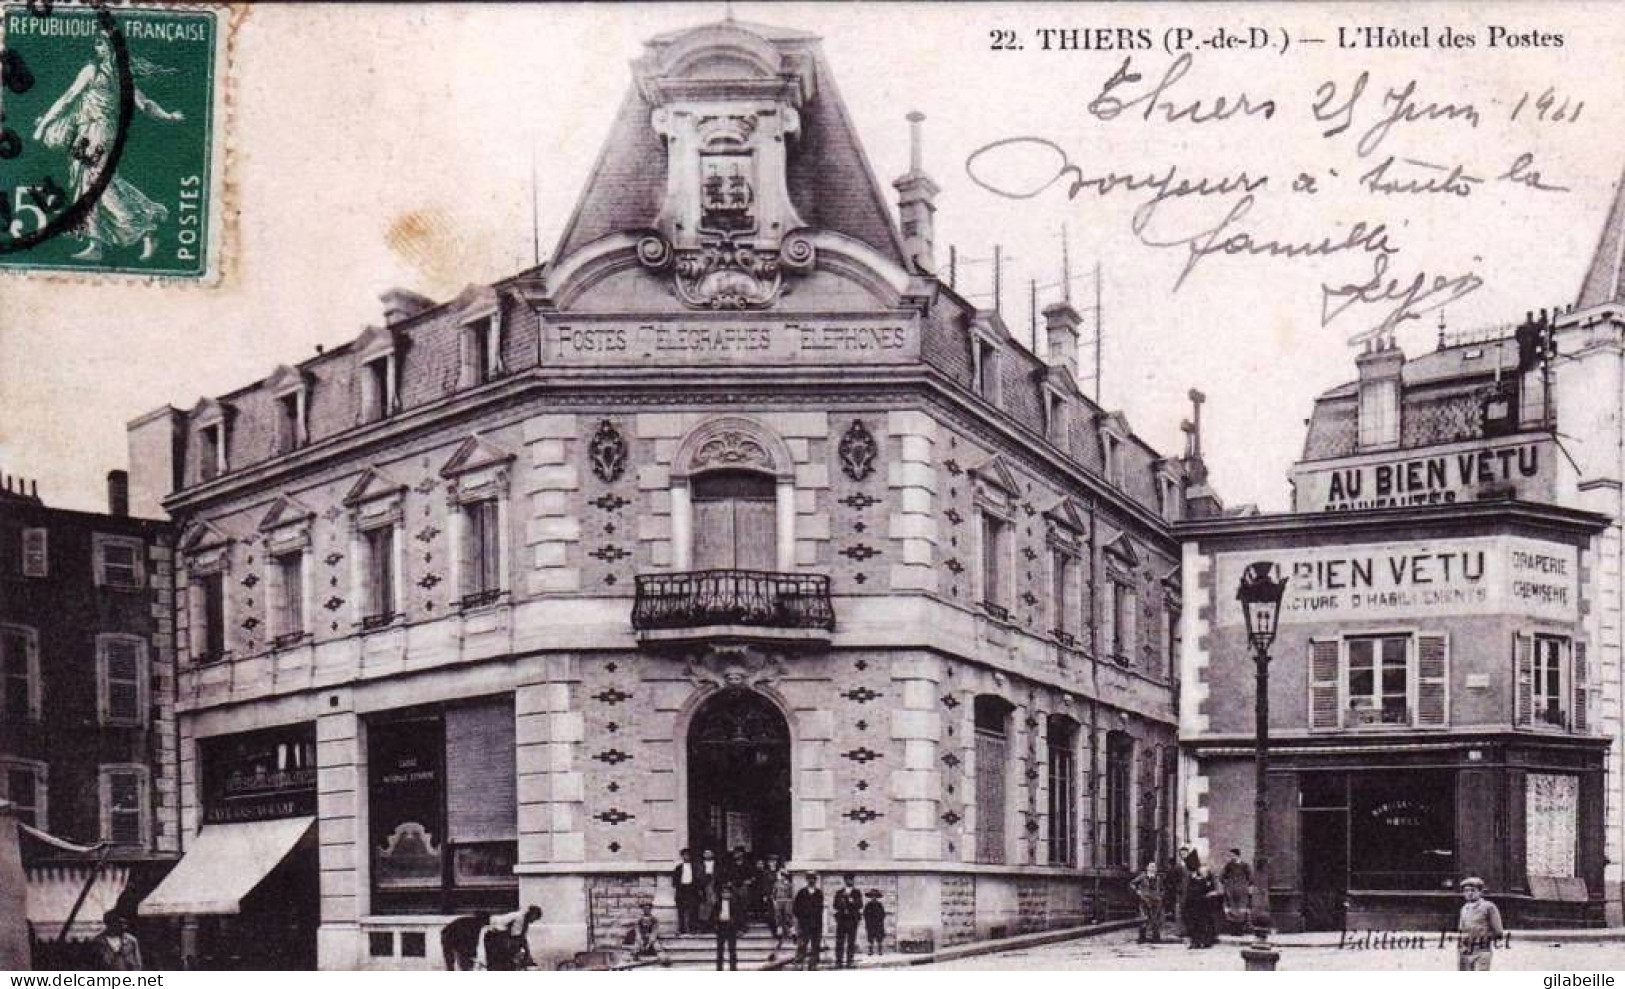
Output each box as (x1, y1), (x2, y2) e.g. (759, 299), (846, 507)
(1, 0), (1623, 977)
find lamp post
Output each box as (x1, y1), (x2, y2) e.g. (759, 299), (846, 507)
(1236, 561), (1287, 972)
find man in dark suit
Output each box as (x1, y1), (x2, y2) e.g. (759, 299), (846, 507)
(672, 848), (700, 935)
(792, 872), (825, 970)
(832, 873), (863, 968)
(712, 886), (746, 970)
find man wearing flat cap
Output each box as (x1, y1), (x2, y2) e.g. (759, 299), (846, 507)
(1456, 877), (1504, 970)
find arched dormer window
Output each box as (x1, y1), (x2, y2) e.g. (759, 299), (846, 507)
(669, 417), (796, 574)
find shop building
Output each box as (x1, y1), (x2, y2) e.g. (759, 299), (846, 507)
(1177, 169), (1625, 931)
(126, 19), (1210, 969)
(0, 471), (179, 957)
(1179, 502), (1610, 932)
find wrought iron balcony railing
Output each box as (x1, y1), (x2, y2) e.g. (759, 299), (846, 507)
(632, 570), (835, 633)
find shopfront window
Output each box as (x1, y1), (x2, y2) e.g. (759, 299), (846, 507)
(1349, 771), (1455, 891)
(368, 696), (517, 914)
(1347, 634), (1409, 726)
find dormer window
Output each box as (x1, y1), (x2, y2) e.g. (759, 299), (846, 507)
(354, 325), (402, 423)
(1044, 389), (1068, 446)
(364, 357), (393, 421)
(468, 319), (493, 385)
(199, 424), (223, 480)
(975, 338), (1000, 400)
(1102, 432), (1122, 486)
(1157, 471), (1181, 523)
(192, 398), (233, 483)
(1358, 378), (1399, 450)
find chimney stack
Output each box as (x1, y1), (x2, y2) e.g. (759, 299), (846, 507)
(892, 111), (939, 274)
(107, 469), (129, 517)
(1042, 300), (1081, 378)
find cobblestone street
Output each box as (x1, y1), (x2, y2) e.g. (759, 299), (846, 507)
(917, 929), (1625, 971)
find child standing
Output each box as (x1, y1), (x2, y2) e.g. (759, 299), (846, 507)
(863, 889), (886, 956)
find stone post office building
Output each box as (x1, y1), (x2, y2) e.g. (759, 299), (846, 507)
(125, 19), (1205, 969)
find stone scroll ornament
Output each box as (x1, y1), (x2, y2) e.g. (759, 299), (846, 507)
(588, 419), (628, 483)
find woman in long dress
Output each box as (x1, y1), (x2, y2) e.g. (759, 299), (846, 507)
(31, 34), (184, 261)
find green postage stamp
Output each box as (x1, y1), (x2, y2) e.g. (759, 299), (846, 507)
(0, 2), (227, 280)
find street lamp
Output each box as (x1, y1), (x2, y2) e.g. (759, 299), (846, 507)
(1236, 561), (1288, 972)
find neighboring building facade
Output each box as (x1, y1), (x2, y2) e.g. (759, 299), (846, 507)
(0, 471), (179, 945)
(126, 20), (1205, 969)
(1180, 502), (1609, 932)
(1177, 162), (1625, 931)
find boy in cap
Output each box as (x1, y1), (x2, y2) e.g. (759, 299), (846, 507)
(1457, 877), (1504, 971)
(863, 889), (886, 956)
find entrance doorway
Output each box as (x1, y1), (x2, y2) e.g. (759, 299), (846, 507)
(686, 690), (792, 860)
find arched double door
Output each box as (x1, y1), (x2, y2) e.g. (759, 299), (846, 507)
(686, 689), (792, 859)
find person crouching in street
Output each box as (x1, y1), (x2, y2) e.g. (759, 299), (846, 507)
(712, 886), (746, 971)
(1130, 860), (1164, 944)
(1457, 877), (1505, 971)
(440, 910), (489, 970)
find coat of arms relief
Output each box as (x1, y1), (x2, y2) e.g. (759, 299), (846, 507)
(634, 28), (818, 310)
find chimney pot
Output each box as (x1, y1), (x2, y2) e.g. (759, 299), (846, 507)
(892, 111), (939, 274)
(1041, 301), (1081, 378)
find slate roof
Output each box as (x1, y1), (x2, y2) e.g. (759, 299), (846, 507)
(1578, 160), (1625, 310)
(551, 20), (911, 271)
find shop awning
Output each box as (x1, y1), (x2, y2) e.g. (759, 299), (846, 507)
(139, 817), (314, 917)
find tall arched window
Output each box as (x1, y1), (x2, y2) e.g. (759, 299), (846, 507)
(691, 470), (777, 571)
(974, 695), (1014, 864)
(670, 417), (796, 573)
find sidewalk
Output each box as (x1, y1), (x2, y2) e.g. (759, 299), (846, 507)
(764, 918), (1142, 970)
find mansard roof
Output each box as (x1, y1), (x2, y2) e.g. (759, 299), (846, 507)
(1577, 160), (1625, 310)
(552, 19), (909, 270)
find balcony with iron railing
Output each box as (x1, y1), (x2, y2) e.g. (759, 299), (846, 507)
(632, 570), (834, 646)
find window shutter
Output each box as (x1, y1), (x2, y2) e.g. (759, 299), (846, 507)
(1572, 641), (1589, 734)
(21, 529), (47, 578)
(1309, 638), (1340, 730)
(444, 700), (517, 842)
(1416, 633), (1449, 727)
(1514, 633), (1534, 727)
(103, 639), (142, 725)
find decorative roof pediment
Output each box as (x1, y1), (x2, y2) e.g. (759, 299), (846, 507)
(1098, 410), (1132, 438)
(969, 310), (1013, 344)
(353, 323), (401, 361)
(178, 518), (231, 554)
(258, 493), (316, 532)
(265, 364), (309, 395)
(191, 396), (233, 425)
(1103, 531), (1141, 569)
(342, 465), (407, 507)
(448, 283), (502, 324)
(440, 435), (516, 478)
(1042, 496), (1089, 535)
(1039, 361), (1080, 396)
(968, 453), (1022, 497)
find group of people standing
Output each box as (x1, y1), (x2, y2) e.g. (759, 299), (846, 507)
(1129, 846), (1254, 949)
(668, 848), (886, 969)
